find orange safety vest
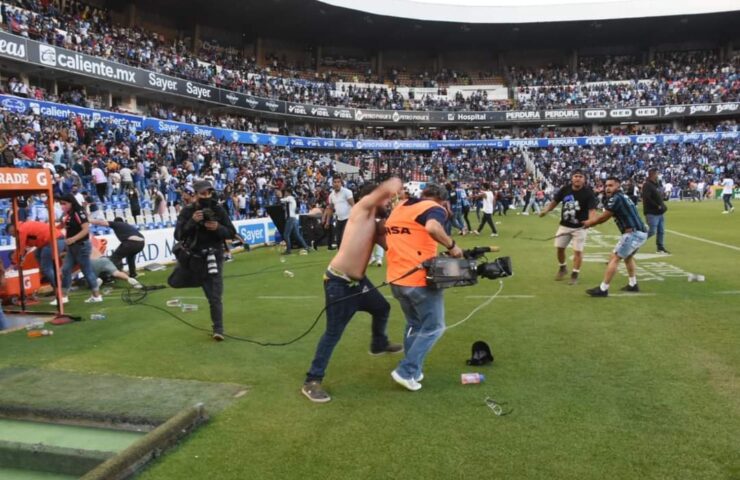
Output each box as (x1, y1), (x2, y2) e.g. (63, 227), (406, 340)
(385, 199), (442, 287)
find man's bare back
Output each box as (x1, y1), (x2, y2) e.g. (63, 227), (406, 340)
(329, 178), (402, 280)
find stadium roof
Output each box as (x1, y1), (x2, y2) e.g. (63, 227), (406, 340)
(130, 0), (740, 50)
(318, 0), (740, 23)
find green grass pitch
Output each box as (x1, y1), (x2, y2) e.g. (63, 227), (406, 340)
(1, 200), (738, 479)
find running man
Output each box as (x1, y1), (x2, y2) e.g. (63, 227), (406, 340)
(539, 169), (597, 285)
(582, 177), (648, 297)
(302, 178), (404, 403)
(721, 175), (735, 214)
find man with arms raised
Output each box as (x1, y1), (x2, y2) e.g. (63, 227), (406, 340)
(302, 178), (404, 403)
(539, 169), (597, 285)
(582, 177), (648, 297)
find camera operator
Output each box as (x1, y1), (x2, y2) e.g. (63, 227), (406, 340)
(169, 180), (236, 341)
(385, 184), (463, 392)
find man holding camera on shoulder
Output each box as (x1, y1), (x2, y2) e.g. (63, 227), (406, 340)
(169, 180), (236, 341)
(385, 184), (463, 392)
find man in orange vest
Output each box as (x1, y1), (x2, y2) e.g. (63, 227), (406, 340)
(385, 184), (463, 391)
(302, 178), (404, 403)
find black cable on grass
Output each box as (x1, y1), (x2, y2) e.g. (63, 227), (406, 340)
(120, 265), (422, 347)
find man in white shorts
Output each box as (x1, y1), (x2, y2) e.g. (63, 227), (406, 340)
(539, 170), (597, 285)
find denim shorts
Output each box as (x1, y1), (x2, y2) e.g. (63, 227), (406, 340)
(614, 231), (647, 259)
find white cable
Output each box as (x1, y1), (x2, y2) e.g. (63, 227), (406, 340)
(445, 280), (504, 331)
(408, 280), (504, 338)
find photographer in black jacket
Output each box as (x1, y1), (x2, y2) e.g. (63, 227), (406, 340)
(642, 168), (669, 254)
(169, 180), (236, 341)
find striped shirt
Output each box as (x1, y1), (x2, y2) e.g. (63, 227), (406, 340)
(605, 191), (646, 234)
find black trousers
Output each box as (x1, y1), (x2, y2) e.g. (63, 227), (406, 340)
(334, 219), (348, 248)
(723, 193), (734, 211)
(168, 251), (224, 334)
(110, 239), (145, 277)
(96, 182), (107, 201)
(462, 205), (472, 231)
(477, 213), (497, 234)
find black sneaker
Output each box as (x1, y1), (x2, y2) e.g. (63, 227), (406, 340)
(657, 249), (671, 254)
(555, 266), (567, 281)
(586, 286), (608, 297)
(212, 332), (225, 342)
(301, 381), (331, 403)
(568, 272), (579, 285)
(620, 284), (640, 292)
(369, 343), (403, 356)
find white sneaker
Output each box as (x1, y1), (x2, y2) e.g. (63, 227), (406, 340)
(84, 295), (103, 303)
(391, 369), (422, 391)
(127, 277), (143, 289)
(96, 278), (103, 289)
(299, 249), (308, 256)
(490, 233), (499, 237)
(375, 261), (382, 267)
(415, 372), (424, 382)
(722, 211), (729, 214)
(50, 296), (69, 306)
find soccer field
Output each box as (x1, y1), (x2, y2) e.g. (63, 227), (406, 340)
(1, 200), (739, 479)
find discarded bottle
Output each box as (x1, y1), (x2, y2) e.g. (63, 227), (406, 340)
(90, 314), (107, 321)
(166, 299), (182, 307)
(181, 304), (199, 312)
(283, 270), (295, 278)
(461, 373), (485, 384)
(27, 329), (53, 338)
(25, 321), (45, 331)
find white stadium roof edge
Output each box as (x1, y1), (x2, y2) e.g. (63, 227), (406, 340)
(317, 0), (740, 24)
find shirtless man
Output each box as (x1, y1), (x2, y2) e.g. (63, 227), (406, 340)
(301, 178), (404, 403)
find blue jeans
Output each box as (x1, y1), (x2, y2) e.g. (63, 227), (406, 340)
(0, 307), (7, 330)
(646, 214), (665, 250)
(284, 217), (308, 252)
(614, 231), (648, 259)
(390, 285), (445, 380)
(35, 239), (66, 288)
(62, 240), (99, 293)
(306, 272), (391, 382)
(451, 208), (465, 232)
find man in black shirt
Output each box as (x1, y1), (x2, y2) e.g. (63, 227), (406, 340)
(90, 217), (145, 278)
(169, 180), (236, 341)
(539, 170), (597, 285)
(642, 168), (669, 254)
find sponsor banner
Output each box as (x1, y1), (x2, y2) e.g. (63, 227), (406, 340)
(0, 94), (144, 130)
(285, 102), (352, 120)
(30, 41), (139, 86)
(0, 218), (276, 269)
(2, 94), (737, 152)
(0, 31), (28, 61)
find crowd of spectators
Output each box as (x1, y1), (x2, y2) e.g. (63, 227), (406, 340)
(511, 51), (739, 110)
(0, 104), (735, 230)
(2, 0), (736, 113)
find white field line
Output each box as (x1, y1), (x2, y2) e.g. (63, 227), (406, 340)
(608, 293), (657, 297)
(257, 296), (319, 300)
(716, 291), (740, 295)
(666, 230), (740, 252)
(465, 295), (535, 299)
